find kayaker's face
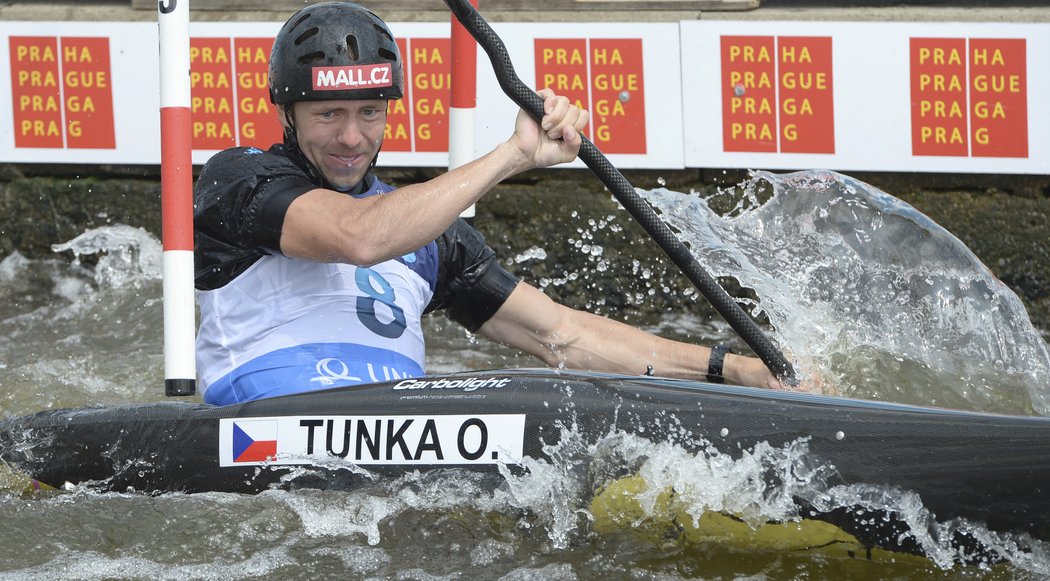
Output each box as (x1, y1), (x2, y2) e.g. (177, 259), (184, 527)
(286, 99), (388, 190)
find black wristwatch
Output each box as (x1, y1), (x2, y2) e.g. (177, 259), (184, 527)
(706, 344), (733, 384)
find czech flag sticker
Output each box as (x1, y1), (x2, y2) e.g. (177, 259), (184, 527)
(227, 419), (278, 464)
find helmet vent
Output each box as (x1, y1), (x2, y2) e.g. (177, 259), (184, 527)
(372, 23), (394, 44)
(346, 35), (360, 61)
(294, 26), (319, 46)
(378, 48), (398, 62)
(297, 51), (325, 66)
(288, 12), (311, 34)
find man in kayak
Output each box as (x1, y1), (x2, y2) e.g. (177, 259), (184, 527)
(193, 2), (782, 406)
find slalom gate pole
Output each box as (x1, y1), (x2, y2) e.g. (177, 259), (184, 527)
(450, 0), (479, 223)
(442, 0), (797, 384)
(158, 0), (196, 396)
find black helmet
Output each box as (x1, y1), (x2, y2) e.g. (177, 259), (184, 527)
(269, 2), (404, 104)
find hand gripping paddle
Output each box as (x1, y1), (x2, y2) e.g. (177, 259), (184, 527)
(444, 0), (797, 385)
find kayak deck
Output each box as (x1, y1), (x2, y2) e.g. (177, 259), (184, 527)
(2, 369), (1048, 561)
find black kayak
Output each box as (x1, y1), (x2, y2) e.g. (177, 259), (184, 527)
(2, 369), (1048, 560)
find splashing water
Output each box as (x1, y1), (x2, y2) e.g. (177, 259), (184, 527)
(50, 224), (161, 290)
(1, 225), (166, 413)
(5, 216), (1050, 577)
(643, 170), (1050, 415)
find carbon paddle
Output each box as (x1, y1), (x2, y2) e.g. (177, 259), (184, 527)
(444, 0), (797, 384)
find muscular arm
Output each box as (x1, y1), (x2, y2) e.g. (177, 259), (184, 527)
(478, 282), (782, 389)
(280, 90), (588, 266)
(281, 141), (527, 265)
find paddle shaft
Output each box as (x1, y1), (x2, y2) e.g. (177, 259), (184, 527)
(443, 0), (796, 383)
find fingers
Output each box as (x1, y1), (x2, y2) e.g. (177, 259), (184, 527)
(537, 88), (588, 142)
(509, 88), (588, 169)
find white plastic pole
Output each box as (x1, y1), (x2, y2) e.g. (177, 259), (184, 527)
(450, 0), (478, 222)
(158, 0), (196, 396)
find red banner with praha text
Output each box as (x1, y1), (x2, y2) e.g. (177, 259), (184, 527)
(383, 37), (451, 153)
(408, 38), (450, 153)
(10, 36), (115, 149)
(190, 37), (282, 151)
(61, 37), (115, 149)
(910, 38), (968, 156)
(534, 38), (647, 154)
(721, 35), (834, 154)
(384, 38), (412, 152)
(190, 38), (235, 151)
(721, 36), (777, 153)
(233, 38), (282, 149)
(970, 39), (1027, 158)
(910, 37), (1027, 158)
(778, 37), (834, 154)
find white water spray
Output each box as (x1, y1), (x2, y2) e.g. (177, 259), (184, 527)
(643, 170), (1050, 414)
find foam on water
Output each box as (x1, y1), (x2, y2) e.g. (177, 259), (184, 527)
(4, 185), (1050, 577)
(1, 225), (167, 414)
(3, 416), (1049, 577)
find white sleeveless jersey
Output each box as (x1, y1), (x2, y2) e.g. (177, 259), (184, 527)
(196, 246), (439, 405)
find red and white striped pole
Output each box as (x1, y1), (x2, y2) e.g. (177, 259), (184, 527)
(158, 0), (196, 396)
(450, 0), (478, 222)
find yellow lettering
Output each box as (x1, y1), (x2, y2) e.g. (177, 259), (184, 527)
(237, 71), (268, 90)
(542, 73), (585, 92)
(729, 70), (772, 89)
(780, 45), (813, 64)
(239, 97), (269, 115)
(919, 126), (964, 144)
(919, 46), (963, 66)
(236, 46), (267, 64)
(730, 122), (773, 141)
(730, 97), (773, 115)
(919, 73), (962, 92)
(66, 95), (96, 113)
(974, 100), (1007, 119)
(413, 47), (443, 65)
(20, 119), (60, 137)
(384, 123), (409, 141)
(18, 94), (60, 112)
(781, 71), (827, 91)
(17, 70), (58, 88)
(973, 74), (1021, 93)
(729, 44), (772, 63)
(414, 72), (450, 91)
(63, 70), (108, 89)
(973, 48), (1005, 67)
(594, 99), (626, 117)
(415, 98), (446, 116)
(782, 97), (813, 116)
(597, 124), (611, 142)
(16, 44), (57, 63)
(592, 48), (624, 66)
(541, 47), (584, 66)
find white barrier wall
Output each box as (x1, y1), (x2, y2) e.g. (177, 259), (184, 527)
(2, 20), (1047, 173)
(683, 21), (1048, 174)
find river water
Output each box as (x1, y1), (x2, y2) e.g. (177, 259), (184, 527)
(1, 171), (1049, 579)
